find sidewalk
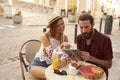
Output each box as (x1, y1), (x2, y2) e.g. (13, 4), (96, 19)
(0, 5), (120, 80)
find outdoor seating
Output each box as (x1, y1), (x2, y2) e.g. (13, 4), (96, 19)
(19, 39), (41, 80)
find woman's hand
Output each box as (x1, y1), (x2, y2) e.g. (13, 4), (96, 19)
(57, 58), (68, 69)
(60, 42), (71, 49)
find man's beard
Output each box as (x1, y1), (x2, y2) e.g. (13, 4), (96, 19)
(81, 29), (93, 40)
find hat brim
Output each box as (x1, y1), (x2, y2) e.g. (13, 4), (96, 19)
(47, 16), (64, 28)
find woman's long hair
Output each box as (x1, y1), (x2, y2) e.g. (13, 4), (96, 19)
(47, 18), (65, 43)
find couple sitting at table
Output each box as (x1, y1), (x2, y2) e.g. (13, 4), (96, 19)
(29, 13), (113, 80)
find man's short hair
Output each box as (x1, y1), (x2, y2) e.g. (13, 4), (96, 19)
(78, 13), (94, 24)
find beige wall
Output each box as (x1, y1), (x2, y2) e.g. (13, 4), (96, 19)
(78, 0), (87, 13)
(0, 0), (8, 3)
(59, 0), (65, 9)
(34, 0), (39, 3)
(91, 0), (99, 18)
(59, 0), (78, 10)
(39, 0), (47, 5)
(11, 0), (100, 18)
(67, 0), (77, 9)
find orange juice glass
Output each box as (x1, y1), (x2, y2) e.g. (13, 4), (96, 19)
(52, 59), (59, 69)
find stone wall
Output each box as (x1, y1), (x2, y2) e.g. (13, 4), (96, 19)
(12, 0), (54, 13)
(0, 0), (8, 3)
(0, 0), (54, 18)
(0, 0), (8, 17)
(0, 1), (12, 18)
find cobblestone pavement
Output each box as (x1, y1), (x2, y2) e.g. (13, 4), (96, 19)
(0, 5), (120, 80)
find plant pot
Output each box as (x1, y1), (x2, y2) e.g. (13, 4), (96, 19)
(68, 14), (76, 23)
(13, 15), (23, 24)
(102, 14), (107, 20)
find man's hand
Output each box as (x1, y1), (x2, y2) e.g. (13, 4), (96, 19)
(80, 51), (90, 61)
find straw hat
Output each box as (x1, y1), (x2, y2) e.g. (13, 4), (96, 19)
(47, 14), (63, 28)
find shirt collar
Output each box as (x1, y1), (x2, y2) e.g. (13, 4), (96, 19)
(91, 29), (99, 42)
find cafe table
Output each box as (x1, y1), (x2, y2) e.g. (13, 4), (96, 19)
(45, 61), (106, 80)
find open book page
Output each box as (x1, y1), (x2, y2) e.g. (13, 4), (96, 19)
(62, 49), (81, 56)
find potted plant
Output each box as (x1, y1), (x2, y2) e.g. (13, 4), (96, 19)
(68, 5), (77, 22)
(71, 5), (77, 16)
(13, 9), (23, 24)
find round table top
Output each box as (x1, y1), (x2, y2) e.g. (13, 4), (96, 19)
(45, 61), (106, 80)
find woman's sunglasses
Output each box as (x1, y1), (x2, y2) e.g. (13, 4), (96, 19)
(54, 69), (67, 75)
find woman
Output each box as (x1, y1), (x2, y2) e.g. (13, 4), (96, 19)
(29, 14), (70, 80)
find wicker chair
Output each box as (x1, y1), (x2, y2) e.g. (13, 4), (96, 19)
(19, 39), (41, 80)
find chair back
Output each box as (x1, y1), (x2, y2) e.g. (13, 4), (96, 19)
(25, 40), (41, 63)
(19, 39), (41, 80)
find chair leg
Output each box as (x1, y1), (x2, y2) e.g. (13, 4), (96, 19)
(20, 61), (26, 80)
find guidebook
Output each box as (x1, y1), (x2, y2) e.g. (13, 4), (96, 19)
(62, 49), (81, 56)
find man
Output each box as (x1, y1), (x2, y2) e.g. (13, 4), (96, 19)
(77, 13), (113, 80)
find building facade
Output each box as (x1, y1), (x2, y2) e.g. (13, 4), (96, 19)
(1, 0), (120, 18)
